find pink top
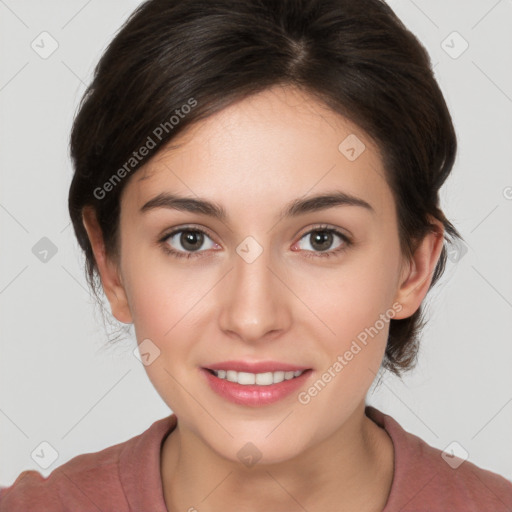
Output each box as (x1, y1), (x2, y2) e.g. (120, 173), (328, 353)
(1, 406), (511, 511)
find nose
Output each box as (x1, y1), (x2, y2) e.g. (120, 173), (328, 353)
(218, 242), (292, 344)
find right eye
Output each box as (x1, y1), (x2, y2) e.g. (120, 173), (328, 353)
(159, 227), (219, 259)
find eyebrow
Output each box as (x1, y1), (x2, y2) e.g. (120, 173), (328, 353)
(140, 190), (375, 221)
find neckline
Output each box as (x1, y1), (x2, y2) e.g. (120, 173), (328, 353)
(120, 406), (402, 511)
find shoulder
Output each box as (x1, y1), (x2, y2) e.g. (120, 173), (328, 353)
(0, 439), (129, 512)
(366, 406), (512, 512)
(0, 415), (176, 512)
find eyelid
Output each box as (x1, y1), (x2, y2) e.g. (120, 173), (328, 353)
(159, 223), (217, 242)
(296, 222), (352, 240)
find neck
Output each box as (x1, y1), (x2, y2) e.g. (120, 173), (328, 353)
(161, 403), (394, 512)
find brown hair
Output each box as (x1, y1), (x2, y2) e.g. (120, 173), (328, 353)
(68, 0), (463, 376)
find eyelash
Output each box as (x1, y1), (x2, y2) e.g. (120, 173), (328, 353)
(158, 224), (353, 260)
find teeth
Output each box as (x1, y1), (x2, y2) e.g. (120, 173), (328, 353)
(211, 369), (305, 385)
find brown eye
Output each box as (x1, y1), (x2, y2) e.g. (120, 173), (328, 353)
(294, 226), (352, 259)
(161, 227), (217, 258)
(179, 230), (205, 252)
(309, 231), (335, 251)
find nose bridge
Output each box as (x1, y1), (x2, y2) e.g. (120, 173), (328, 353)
(218, 236), (289, 341)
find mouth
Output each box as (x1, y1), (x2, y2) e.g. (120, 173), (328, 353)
(200, 361), (313, 406)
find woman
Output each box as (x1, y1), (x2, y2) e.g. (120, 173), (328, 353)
(1, 0), (511, 510)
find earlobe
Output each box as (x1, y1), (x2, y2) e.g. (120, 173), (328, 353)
(393, 218), (445, 320)
(81, 207), (133, 324)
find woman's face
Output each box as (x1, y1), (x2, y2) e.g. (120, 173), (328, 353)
(95, 85), (423, 464)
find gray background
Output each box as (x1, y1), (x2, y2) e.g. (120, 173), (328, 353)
(1, 0), (511, 487)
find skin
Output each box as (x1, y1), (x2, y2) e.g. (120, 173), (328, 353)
(83, 84), (444, 512)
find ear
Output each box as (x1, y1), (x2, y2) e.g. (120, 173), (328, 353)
(393, 217), (445, 320)
(82, 206), (133, 324)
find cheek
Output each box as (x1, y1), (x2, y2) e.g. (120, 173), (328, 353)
(297, 269), (396, 420)
(123, 254), (219, 388)
(317, 247), (400, 343)
(122, 256), (207, 410)
(123, 247), (206, 338)
(303, 242), (401, 400)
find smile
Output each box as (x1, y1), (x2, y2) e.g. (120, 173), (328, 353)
(208, 369), (305, 385)
(201, 365), (313, 406)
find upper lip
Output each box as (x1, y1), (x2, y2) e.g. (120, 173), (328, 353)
(204, 360), (311, 373)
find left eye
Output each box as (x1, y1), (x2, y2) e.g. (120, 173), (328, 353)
(295, 228), (349, 254)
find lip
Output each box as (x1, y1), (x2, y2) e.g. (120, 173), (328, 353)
(205, 360), (311, 373)
(200, 365), (313, 407)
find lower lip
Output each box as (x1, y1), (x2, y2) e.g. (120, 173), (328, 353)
(201, 368), (312, 406)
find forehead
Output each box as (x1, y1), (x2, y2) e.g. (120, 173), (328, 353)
(124, 85), (393, 220)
